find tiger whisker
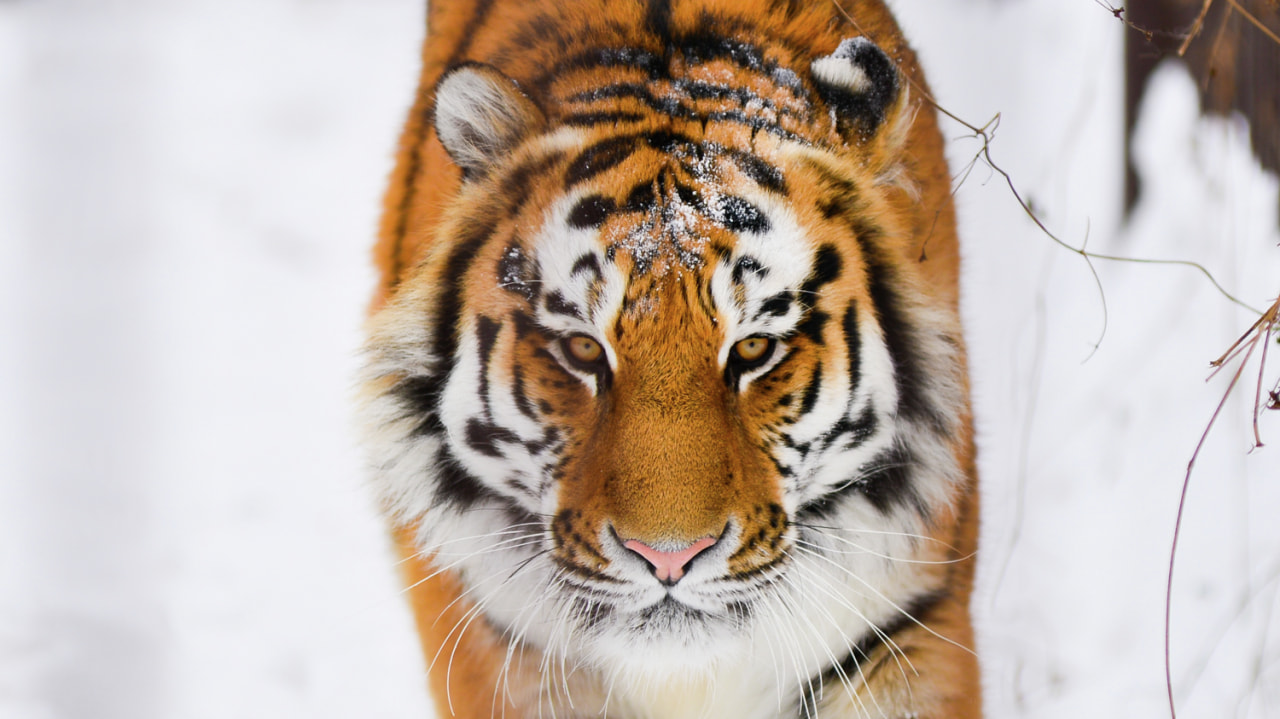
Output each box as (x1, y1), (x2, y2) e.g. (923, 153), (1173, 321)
(793, 535), (974, 566)
(431, 544), (547, 640)
(387, 524), (543, 569)
(790, 545), (920, 675)
(495, 568), (565, 717)
(786, 553), (900, 718)
(792, 520), (964, 550)
(394, 529), (545, 601)
(793, 542), (973, 660)
(429, 536), (546, 560)
(759, 574), (822, 716)
(780, 559), (883, 718)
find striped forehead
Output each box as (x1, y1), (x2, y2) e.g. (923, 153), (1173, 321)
(531, 174), (815, 339)
(545, 132), (788, 268)
(708, 192), (814, 343)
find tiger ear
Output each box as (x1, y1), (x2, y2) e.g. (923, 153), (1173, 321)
(434, 63), (545, 178)
(810, 37), (904, 142)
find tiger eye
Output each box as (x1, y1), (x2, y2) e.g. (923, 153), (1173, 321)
(566, 335), (604, 364)
(732, 336), (772, 363)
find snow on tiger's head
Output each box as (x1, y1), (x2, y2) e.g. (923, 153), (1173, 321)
(358, 37), (966, 681)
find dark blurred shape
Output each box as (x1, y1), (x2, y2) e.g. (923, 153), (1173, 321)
(1124, 0), (1280, 216)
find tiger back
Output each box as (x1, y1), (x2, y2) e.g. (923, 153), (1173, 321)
(360, 1), (981, 717)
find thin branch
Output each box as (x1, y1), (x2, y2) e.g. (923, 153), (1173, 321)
(1179, 0), (1218, 56)
(1166, 331), (1255, 719)
(1225, 0), (1280, 48)
(1166, 295), (1279, 718)
(829, 8), (1280, 717)
(834, 0), (1260, 334)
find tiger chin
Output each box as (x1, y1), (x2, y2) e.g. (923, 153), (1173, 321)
(358, 0), (981, 717)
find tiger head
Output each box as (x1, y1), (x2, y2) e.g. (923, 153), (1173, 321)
(360, 35), (968, 692)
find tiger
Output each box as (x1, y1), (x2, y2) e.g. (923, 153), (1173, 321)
(358, 0), (981, 717)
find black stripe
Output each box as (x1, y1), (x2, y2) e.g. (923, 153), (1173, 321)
(860, 445), (922, 515)
(569, 83), (685, 115)
(756, 291), (794, 319)
(624, 181), (657, 212)
(465, 417), (521, 457)
(842, 302), (861, 399)
(570, 253), (603, 280)
(726, 552), (789, 582)
(561, 111), (647, 127)
(715, 195), (769, 234)
(798, 362), (823, 415)
(511, 365), (538, 420)
(390, 374), (446, 438)
(500, 151), (566, 212)
(523, 426), (560, 454)
(703, 110), (808, 144)
(566, 83), (805, 145)
(856, 224), (948, 432)
(567, 81), (801, 127)
(446, 0), (496, 66)
(544, 291), (583, 320)
(510, 308), (538, 338)
(812, 167), (947, 434)
(767, 451), (794, 478)
(732, 256), (766, 284)
(500, 11), (567, 61)
(645, 130), (694, 153)
(679, 33), (766, 71)
(435, 444), (496, 510)
(567, 196), (616, 229)
(564, 135), (640, 188)
(793, 443), (919, 520)
(389, 128), (422, 289)
(822, 404), (878, 451)
(678, 21), (807, 92)
(723, 147), (788, 194)
(433, 151), (562, 378)
(645, 0), (672, 45)
(434, 221), (496, 373)
(535, 47), (665, 90)
(800, 244), (842, 297)
(475, 314), (500, 417)
(794, 309), (829, 345)
(498, 243), (537, 303)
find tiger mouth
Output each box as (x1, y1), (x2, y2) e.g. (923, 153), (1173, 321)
(641, 594), (706, 618)
(582, 593), (749, 639)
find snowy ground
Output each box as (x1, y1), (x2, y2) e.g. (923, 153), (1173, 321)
(1, 1), (1276, 718)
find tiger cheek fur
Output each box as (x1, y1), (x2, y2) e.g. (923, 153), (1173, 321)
(360, 1), (981, 717)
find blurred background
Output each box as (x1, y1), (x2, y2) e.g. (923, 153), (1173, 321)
(0, 1), (1276, 717)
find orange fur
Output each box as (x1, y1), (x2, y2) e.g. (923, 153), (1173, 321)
(368, 1), (980, 716)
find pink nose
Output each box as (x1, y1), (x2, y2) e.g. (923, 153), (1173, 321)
(622, 537), (717, 584)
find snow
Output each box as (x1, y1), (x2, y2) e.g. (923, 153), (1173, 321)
(1, 1), (1276, 718)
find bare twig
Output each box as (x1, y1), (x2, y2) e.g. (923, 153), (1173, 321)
(1166, 336), (1251, 719)
(831, 7), (1279, 717)
(1097, 0), (1280, 51)
(1179, 0), (1218, 55)
(1166, 295), (1279, 719)
(834, 0), (1260, 342)
(1225, 0), (1280, 48)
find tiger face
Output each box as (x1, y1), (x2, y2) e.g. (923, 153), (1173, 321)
(362, 16), (977, 717)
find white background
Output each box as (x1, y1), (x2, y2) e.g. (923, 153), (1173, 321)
(1, 1), (1277, 717)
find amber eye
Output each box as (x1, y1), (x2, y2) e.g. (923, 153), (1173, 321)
(731, 336), (774, 365)
(563, 334), (604, 365)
